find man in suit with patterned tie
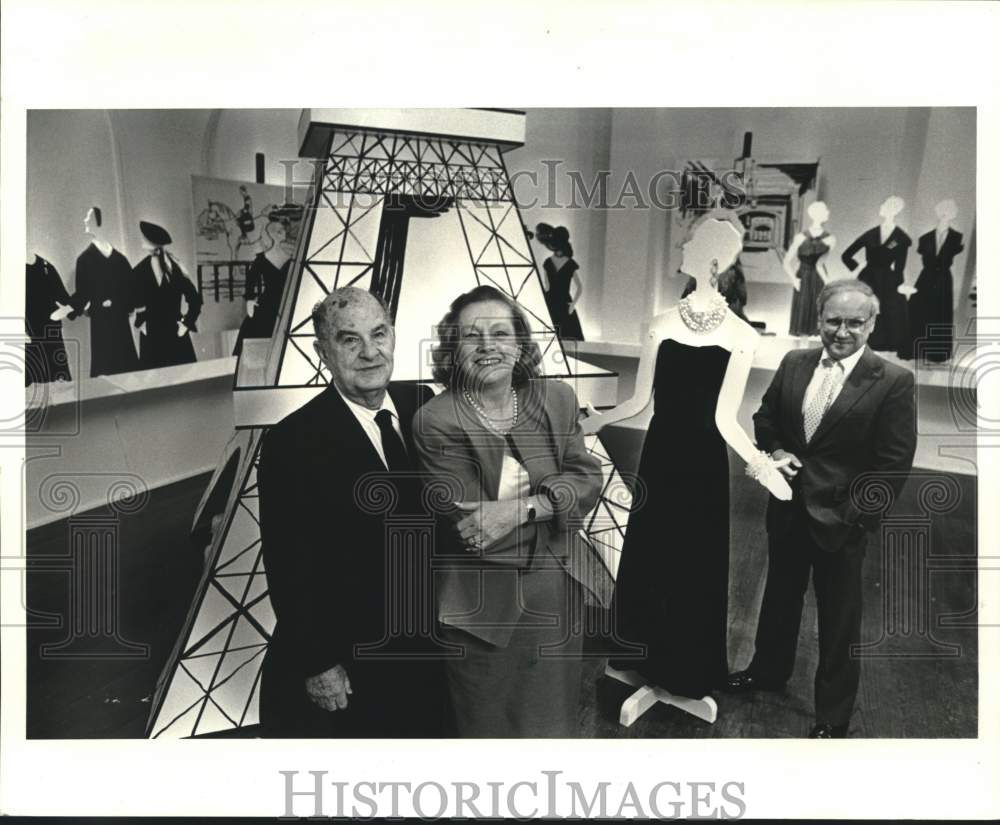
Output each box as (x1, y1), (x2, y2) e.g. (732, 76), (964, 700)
(257, 287), (444, 737)
(726, 280), (917, 737)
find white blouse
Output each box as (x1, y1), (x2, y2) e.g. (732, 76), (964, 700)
(497, 448), (530, 501)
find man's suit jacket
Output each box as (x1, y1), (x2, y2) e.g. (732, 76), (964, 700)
(754, 346), (917, 552)
(412, 378), (609, 648)
(258, 381), (434, 687)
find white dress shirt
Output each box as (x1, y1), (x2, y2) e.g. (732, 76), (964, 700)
(802, 345), (867, 416)
(334, 385), (404, 469)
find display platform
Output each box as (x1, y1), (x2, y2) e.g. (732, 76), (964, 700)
(574, 335), (979, 477)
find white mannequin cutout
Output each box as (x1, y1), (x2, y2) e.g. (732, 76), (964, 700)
(582, 213), (792, 727)
(879, 195), (904, 245)
(906, 199), (959, 299)
(783, 201), (837, 292)
(933, 198), (958, 250)
(245, 221), (292, 320)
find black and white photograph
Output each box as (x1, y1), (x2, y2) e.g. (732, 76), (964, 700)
(2, 1), (999, 820)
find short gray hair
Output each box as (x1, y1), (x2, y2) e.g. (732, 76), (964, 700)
(311, 287), (391, 343)
(816, 279), (880, 318)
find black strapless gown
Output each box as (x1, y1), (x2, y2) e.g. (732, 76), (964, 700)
(609, 338), (731, 698)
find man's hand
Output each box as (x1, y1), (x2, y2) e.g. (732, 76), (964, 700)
(305, 664), (352, 712)
(772, 449), (802, 480)
(102, 299), (112, 308)
(177, 321), (189, 337)
(246, 298), (257, 318)
(455, 500), (522, 551)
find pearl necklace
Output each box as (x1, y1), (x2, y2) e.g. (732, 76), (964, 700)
(678, 291), (728, 334)
(463, 388), (519, 435)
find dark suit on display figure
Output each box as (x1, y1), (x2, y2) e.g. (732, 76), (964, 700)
(840, 197), (912, 358)
(257, 287), (445, 737)
(25, 255), (75, 386)
(726, 281), (916, 738)
(70, 207), (140, 377)
(132, 221), (203, 370)
(908, 225), (964, 363)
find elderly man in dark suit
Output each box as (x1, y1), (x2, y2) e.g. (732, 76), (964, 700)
(257, 287), (443, 737)
(726, 279), (917, 738)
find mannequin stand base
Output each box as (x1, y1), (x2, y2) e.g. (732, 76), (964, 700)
(605, 663), (717, 727)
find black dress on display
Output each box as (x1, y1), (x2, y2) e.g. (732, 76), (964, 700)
(543, 257), (584, 341)
(25, 256), (74, 386)
(609, 338), (731, 698)
(840, 226), (911, 356)
(907, 228), (964, 363)
(132, 254), (203, 369)
(788, 231), (831, 336)
(72, 244), (140, 377)
(233, 253), (290, 356)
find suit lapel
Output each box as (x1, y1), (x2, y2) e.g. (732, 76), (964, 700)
(944, 228), (961, 259)
(506, 383), (559, 488)
(809, 348), (882, 446)
(451, 397), (505, 500)
(319, 384), (386, 472)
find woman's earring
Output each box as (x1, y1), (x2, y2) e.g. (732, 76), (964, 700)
(710, 259), (719, 288)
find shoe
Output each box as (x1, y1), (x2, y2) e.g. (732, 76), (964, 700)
(808, 723), (848, 738)
(721, 670), (785, 693)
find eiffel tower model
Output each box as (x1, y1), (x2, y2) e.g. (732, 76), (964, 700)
(146, 109), (635, 737)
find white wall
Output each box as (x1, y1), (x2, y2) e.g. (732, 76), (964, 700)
(507, 108), (613, 339)
(26, 108), (308, 363)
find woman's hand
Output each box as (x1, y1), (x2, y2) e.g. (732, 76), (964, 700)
(792, 277), (802, 292)
(454, 500), (522, 551)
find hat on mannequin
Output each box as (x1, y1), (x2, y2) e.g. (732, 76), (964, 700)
(139, 221), (172, 247)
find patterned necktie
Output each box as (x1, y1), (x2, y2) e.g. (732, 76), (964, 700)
(375, 409), (409, 471)
(803, 357), (844, 443)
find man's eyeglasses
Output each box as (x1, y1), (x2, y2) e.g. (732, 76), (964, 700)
(821, 316), (872, 333)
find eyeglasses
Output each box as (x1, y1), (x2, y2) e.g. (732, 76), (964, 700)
(821, 316), (872, 333)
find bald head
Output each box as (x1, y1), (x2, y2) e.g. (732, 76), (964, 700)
(311, 287), (396, 407)
(312, 287), (390, 346)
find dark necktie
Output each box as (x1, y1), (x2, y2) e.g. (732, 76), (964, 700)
(374, 409), (409, 471)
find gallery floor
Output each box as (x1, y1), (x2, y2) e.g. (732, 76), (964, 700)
(25, 426), (977, 739)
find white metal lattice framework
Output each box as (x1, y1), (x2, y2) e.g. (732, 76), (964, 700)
(146, 113), (633, 738)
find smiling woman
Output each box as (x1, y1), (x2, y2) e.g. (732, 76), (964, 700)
(412, 285), (610, 738)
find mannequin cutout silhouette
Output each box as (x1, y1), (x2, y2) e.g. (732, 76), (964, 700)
(233, 219), (294, 357)
(785, 201), (836, 336)
(535, 223), (584, 341)
(583, 213), (791, 727)
(67, 206), (140, 376)
(26, 251), (75, 385)
(841, 196), (911, 357)
(132, 221), (202, 369)
(906, 199), (964, 363)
